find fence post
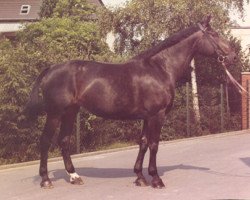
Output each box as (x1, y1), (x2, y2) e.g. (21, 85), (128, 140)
(186, 82), (190, 136)
(76, 112), (81, 154)
(225, 80), (230, 116)
(220, 84), (224, 132)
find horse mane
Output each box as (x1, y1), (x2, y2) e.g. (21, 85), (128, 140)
(133, 25), (200, 60)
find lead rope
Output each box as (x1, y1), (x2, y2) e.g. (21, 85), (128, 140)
(221, 62), (247, 94)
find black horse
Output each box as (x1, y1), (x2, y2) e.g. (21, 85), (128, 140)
(25, 16), (237, 189)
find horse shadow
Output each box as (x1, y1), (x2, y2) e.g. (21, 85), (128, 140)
(240, 157), (250, 168)
(32, 157), (250, 184)
(44, 164), (210, 183)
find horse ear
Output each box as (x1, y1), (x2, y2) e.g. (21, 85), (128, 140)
(201, 15), (212, 28)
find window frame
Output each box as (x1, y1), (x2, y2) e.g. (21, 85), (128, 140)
(20, 5), (31, 15)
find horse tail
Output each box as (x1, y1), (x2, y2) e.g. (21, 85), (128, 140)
(23, 67), (50, 120)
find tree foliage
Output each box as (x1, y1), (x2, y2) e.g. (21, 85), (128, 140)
(99, 0), (249, 55)
(39, 0), (96, 20)
(39, 0), (58, 18)
(0, 0), (109, 164)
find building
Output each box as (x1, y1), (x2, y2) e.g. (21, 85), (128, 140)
(0, 0), (42, 38)
(231, 25), (250, 55)
(0, 0), (104, 39)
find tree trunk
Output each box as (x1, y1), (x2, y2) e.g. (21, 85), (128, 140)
(191, 59), (201, 124)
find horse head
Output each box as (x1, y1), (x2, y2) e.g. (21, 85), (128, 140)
(197, 15), (237, 67)
(197, 15), (245, 93)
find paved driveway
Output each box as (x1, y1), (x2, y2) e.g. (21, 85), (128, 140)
(1, 130), (250, 200)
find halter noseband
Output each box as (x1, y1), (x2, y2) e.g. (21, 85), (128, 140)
(197, 23), (228, 65)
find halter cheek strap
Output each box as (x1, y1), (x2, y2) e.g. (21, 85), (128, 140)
(197, 23), (207, 33)
(197, 23), (246, 94)
(198, 23), (228, 64)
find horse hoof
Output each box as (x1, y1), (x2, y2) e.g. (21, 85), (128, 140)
(70, 177), (84, 185)
(40, 180), (54, 189)
(134, 177), (149, 187)
(151, 178), (165, 189)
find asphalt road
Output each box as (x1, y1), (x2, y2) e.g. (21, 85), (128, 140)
(1, 130), (250, 200)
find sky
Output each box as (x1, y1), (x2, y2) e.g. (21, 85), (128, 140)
(235, 2), (250, 26)
(101, 0), (250, 27)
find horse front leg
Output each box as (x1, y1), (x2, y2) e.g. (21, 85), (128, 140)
(58, 106), (83, 185)
(148, 110), (165, 188)
(40, 114), (60, 189)
(134, 120), (149, 186)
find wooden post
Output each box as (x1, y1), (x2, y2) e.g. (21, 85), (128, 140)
(186, 82), (190, 136)
(220, 84), (224, 132)
(225, 79), (230, 116)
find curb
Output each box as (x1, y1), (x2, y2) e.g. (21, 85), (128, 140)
(0, 145), (139, 171)
(0, 129), (249, 171)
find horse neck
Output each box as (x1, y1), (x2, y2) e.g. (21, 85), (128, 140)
(150, 31), (202, 83)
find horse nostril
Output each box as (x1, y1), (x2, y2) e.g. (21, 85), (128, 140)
(233, 56), (237, 62)
(229, 53), (237, 63)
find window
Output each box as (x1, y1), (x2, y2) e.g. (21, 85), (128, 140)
(20, 5), (31, 15)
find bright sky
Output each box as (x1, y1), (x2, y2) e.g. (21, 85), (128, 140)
(101, 0), (250, 27)
(235, 2), (250, 26)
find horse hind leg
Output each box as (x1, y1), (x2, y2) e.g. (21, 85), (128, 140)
(58, 105), (83, 185)
(134, 120), (149, 186)
(40, 114), (60, 189)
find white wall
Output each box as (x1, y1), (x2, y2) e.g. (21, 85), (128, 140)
(231, 27), (250, 55)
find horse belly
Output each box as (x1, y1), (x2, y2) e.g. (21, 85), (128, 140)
(79, 78), (138, 119)
(80, 92), (167, 120)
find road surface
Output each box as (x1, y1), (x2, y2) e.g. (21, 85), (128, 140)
(1, 130), (250, 200)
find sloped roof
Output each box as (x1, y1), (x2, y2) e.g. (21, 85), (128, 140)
(0, 0), (43, 21)
(0, 0), (104, 22)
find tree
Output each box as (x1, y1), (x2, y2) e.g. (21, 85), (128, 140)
(0, 0), (109, 164)
(39, 0), (96, 20)
(39, 0), (58, 18)
(99, 0), (248, 56)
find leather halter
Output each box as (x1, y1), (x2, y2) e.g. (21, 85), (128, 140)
(197, 23), (228, 65)
(198, 23), (247, 94)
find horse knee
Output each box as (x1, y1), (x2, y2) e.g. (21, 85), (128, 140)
(149, 142), (158, 154)
(140, 136), (148, 152)
(58, 136), (70, 150)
